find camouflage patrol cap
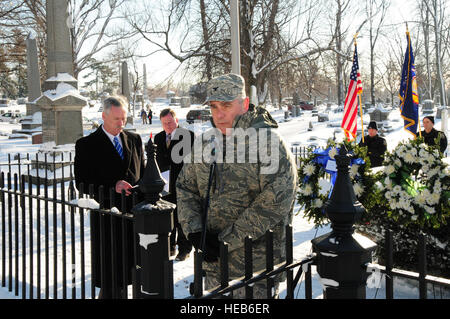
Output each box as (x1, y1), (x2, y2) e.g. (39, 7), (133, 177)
(204, 73), (246, 104)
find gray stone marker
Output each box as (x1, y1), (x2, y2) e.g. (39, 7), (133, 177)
(35, 0), (86, 145)
(436, 105), (443, 119)
(180, 96), (191, 108)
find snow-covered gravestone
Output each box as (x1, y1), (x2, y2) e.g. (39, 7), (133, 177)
(422, 99), (435, 116)
(35, 0), (86, 145)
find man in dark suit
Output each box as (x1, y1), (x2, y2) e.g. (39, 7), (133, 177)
(154, 108), (195, 261)
(74, 96), (145, 298)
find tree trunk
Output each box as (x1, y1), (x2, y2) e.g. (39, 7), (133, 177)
(335, 0), (343, 106)
(200, 0), (212, 80)
(433, 0), (446, 106)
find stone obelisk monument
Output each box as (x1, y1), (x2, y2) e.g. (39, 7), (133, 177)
(121, 61), (134, 125)
(16, 32), (43, 136)
(26, 33), (42, 115)
(35, 0), (86, 145)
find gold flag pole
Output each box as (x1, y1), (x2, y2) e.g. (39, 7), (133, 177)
(412, 23), (422, 138)
(418, 118), (422, 138)
(355, 33), (365, 143)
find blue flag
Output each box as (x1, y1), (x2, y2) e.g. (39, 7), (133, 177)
(399, 31), (419, 137)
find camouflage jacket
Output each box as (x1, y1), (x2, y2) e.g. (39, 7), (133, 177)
(176, 106), (297, 278)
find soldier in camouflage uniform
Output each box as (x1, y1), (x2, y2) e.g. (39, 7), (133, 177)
(176, 73), (297, 298)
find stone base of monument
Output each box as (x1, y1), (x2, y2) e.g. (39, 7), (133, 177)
(35, 80), (86, 145)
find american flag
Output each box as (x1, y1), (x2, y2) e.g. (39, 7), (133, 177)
(341, 46), (363, 141)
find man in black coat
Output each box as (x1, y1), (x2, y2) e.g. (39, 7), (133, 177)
(421, 116), (448, 155)
(359, 121), (387, 167)
(153, 108), (195, 261)
(74, 96), (145, 298)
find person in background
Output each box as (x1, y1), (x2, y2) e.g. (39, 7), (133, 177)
(153, 108), (195, 261)
(421, 116), (447, 154)
(359, 121), (387, 167)
(140, 108), (148, 124)
(74, 96), (145, 298)
(148, 108), (153, 124)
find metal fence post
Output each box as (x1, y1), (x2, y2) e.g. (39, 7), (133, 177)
(311, 146), (377, 299)
(132, 141), (174, 299)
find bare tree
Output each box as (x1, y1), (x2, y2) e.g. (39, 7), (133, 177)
(67, 0), (140, 78)
(1, 0), (138, 81)
(129, 0), (340, 104)
(366, 0), (390, 106)
(420, 0), (447, 106)
(419, 0), (434, 100)
(381, 54), (400, 107)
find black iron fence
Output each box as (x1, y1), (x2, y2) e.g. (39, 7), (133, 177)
(367, 230), (450, 299)
(0, 150), (449, 299)
(189, 228), (314, 299)
(0, 172), (141, 299)
(0, 172), (314, 299)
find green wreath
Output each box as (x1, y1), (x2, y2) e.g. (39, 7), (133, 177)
(380, 137), (450, 228)
(297, 138), (381, 226)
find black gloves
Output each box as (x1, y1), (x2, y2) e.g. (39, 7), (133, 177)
(188, 232), (220, 262)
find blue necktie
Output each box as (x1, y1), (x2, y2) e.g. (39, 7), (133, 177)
(113, 136), (124, 160)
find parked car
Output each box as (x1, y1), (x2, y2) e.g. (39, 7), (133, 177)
(0, 111), (25, 123)
(299, 101), (314, 110)
(186, 109), (211, 124)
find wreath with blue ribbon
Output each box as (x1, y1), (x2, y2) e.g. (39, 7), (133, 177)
(297, 139), (380, 226)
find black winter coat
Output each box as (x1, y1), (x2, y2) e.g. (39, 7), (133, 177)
(359, 134), (387, 167)
(74, 126), (145, 288)
(421, 128), (448, 154)
(153, 127), (195, 203)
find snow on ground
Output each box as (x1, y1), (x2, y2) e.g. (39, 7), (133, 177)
(0, 102), (448, 299)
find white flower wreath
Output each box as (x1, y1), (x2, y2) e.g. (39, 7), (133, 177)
(380, 138), (450, 228)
